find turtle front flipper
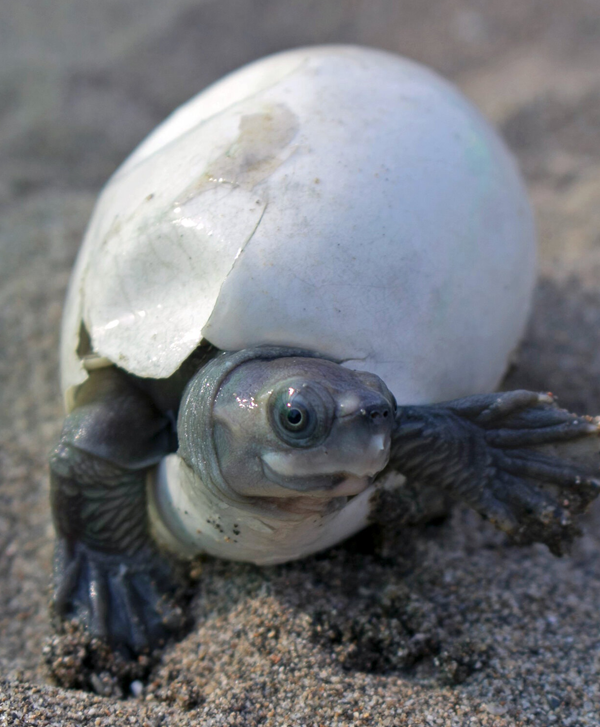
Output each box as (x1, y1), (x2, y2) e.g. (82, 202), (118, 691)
(388, 390), (600, 555)
(49, 368), (185, 655)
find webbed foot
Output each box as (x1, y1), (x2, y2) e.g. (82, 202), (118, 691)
(52, 538), (187, 656)
(49, 366), (185, 656)
(390, 390), (600, 554)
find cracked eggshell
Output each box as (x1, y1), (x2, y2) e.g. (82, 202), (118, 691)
(61, 45), (536, 411)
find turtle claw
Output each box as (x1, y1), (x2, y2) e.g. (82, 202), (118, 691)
(479, 471), (579, 555)
(52, 539), (186, 657)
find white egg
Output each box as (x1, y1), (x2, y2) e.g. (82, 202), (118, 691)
(61, 45), (535, 412)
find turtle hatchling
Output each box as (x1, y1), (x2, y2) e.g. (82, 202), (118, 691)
(51, 45), (600, 654)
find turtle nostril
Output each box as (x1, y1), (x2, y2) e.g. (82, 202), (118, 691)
(367, 405), (390, 422)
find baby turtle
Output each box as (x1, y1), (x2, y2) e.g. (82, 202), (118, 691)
(51, 46), (600, 655)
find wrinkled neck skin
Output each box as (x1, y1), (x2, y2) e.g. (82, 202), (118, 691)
(150, 346), (396, 564)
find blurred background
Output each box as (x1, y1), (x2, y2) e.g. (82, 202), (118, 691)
(2, 0), (600, 722)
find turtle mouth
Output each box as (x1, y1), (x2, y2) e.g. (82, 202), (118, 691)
(261, 459), (373, 496)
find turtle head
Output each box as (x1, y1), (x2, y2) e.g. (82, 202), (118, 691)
(178, 348), (394, 502)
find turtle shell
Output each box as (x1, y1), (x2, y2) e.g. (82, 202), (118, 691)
(61, 45), (535, 411)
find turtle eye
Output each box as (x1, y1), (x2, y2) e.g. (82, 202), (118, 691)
(270, 384), (333, 447)
(283, 403), (309, 431)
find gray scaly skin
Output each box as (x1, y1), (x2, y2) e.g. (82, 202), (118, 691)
(50, 347), (600, 656)
(388, 391), (600, 555)
(50, 368), (185, 653)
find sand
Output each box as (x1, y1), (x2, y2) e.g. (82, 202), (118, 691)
(2, 0), (600, 724)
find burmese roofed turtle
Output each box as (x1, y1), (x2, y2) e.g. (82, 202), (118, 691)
(51, 45), (600, 655)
